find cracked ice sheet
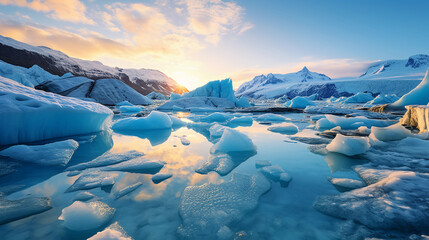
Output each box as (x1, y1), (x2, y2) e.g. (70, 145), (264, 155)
(177, 172), (271, 239)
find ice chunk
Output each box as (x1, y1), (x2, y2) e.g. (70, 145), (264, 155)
(353, 166), (397, 185)
(158, 97), (236, 110)
(88, 222), (132, 240)
(200, 112), (233, 123)
(182, 79), (236, 103)
(326, 134), (370, 156)
(0, 77), (112, 145)
(229, 116), (253, 125)
(316, 118), (336, 130)
(324, 115), (393, 130)
(66, 170), (118, 192)
(0, 196), (52, 225)
(116, 101), (133, 107)
(117, 105), (144, 113)
(169, 115), (186, 128)
(365, 94), (399, 106)
(400, 105), (429, 132)
(0, 60), (57, 87)
(343, 92), (374, 104)
(0, 139), (78, 166)
(195, 152), (255, 176)
(146, 91), (168, 100)
(112, 111), (173, 131)
(260, 165), (292, 186)
(285, 96), (315, 109)
(392, 70), (429, 107)
(255, 113), (286, 122)
(179, 136), (190, 146)
(170, 93), (182, 100)
(112, 182), (142, 199)
(74, 191), (95, 202)
(267, 122), (299, 135)
(357, 126), (371, 135)
(67, 151), (145, 171)
(100, 157), (165, 174)
(255, 160), (271, 168)
(236, 97), (251, 108)
(217, 226), (234, 239)
(209, 124), (227, 138)
(152, 173), (173, 184)
(177, 172), (271, 239)
(314, 171), (429, 231)
(59, 201), (115, 231)
(327, 177), (366, 192)
(370, 124), (412, 141)
(210, 128), (256, 154)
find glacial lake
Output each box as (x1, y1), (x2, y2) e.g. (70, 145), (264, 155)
(0, 110), (365, 240)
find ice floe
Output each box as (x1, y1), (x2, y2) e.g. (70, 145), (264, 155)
(370, 123), (412, 141)
(66, 170), (118, 192)
(0, 196), (52, 225)
(210, 128), (257, 154)
(59, 201), (115, 231)
(67, 151), (145, 171)
(255, 113), (287, 122)
(267, 122), (299, 135)
(285, 96), (315, 109)
(112, 111), (173, 131)
(326, 134), (370, 156)
(152, 173), (173, 184)
(112, 182), (142, 199)
(100, 157), (165, 174)
(88, 222), (132, 240)
(327, 177), (366, 192)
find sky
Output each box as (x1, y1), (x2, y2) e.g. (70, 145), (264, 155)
(0, 0), (428, 90)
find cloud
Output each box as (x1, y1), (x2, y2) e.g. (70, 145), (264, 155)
(0, 0), (94, 24)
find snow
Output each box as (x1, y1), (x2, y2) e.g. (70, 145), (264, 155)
(326, 134), (370, 156)
(88, 222), (132, 240)
(58, 201), (115, 231)
(0, 77), (112, 145)
(146, 91), (168, 100)
(177, 172), (271, 239)
(67, 151), (145, 171)
(152, 173), (173, 184)
(342, 92), (374, 104)
(0, 139), (78, 166)
(0, 196), (52, 225)
(285, 96), (315, 109)
(267, 123), (299, 135)
(100, 157), (165, 174)
(112, 111), (173, 131)
(0, 60), (57, 87)
(327, 177), (366, 192)
(90, 79), (153, 105)
(400, 105), (429, 132)
(370, 124), (412, 141)
(200, 112), (233, 123)
(314, 171), (429, 231)
(255, 113), (287, 122)
(210, 128), (257, 154)
(229, 116), (253, 125)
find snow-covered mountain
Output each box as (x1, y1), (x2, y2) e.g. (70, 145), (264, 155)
(236, 67), (332, 99)
(0, 35), (188, 95)
(237, 55), (429, 99)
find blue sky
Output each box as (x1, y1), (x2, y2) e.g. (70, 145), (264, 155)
(0, 0), (428, 89)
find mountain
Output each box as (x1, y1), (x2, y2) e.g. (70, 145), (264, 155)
(236, 55), (429, 99)
(235, 67), (332, 99)
(0, 35), (188, 95)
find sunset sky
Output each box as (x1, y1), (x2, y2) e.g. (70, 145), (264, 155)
(0, 0), (428, 90)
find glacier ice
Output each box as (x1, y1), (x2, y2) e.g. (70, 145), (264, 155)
(66, 170), (118, 192)
(255, 113), (287, 122)
(183, 79), (236, 103)
(169, 115), (186, 128)
(267, 122), (299, 135)
(326, 134), (370, 156)
(59, 201), (115, 231)
(0, 77), (113, 145)
(235, 97), (252, 108)
(170, 93), (182, 100)
(112, 182), (142, 199)
(0, 60), (57, 87)
(316, 118), (336, 130)
(0, 139), (78, 166)
(210, 128), (257, 154)
(364, 94), (399, 106)
(200, 112), (233, 123)
(323, 114), (393, 130)
(152, 173), (173, 184)
(74, 191), (96, 202)
(209, 124), (227, 138)
(88, 222), (132, 240)
(260, 165), (292, 186)
(112, 111), (173, 131)
(0, 196), (52, 225)
(195, 152), (256, 176)
(392, 70), (429, 107)
(342, 92), (374, 104)
(116, 101), (133, 107)
(285, 96), (314, 109)
(67, 151), (145, 171)
(314, 171), (429, 231)
(327, 177), (365, 192)
(100, 157), (165, 174)
(370, 123), (412, 141)
(146, 91), (168, 100)
(177, 172), (271, 239)
(229, 116), (253, 125)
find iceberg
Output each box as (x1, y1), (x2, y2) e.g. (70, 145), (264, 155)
(73, 191), (95, 202)
(146, 91), (168, 100)
(229, 116), (253, 125)
(370, 124), (412, 141)
(183, 79), (236, 102)
(0, 139), (78, 166)
(112, 111), (173, 131)
(59, 201), (115, 231)
(391, 70), (429, 107)
(0, 77), (112, 145)
(326, 134), (370, 156)
(323, 115), (393, 130)
(210, 128), (257, 154)
(117, 105), (144, 113)
(158, 97), (236, 110)
(285, 96), (314, 109)
(267, 123), (299, 135)
(195, 152), (256, 176)
(343, 92), (374, 104)
(364, 94), (399, 106)
(255, 113), (287, 122)
(316, 118), (336, 130)
(200, 112), (233, 123)
(260, 165), (292, 186)
(0, 60), (57, 88)
(209, 124), (227, 138)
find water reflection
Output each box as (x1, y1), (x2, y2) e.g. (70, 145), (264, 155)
(324, 152), (368, 173)
(113, 129), (172, 146)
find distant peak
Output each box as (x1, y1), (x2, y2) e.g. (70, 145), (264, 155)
(300, 66), (309, 73)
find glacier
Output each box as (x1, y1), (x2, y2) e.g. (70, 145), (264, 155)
(0, 77), (112, 145)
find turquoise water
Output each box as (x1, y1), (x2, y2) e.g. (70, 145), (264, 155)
(0, 112), (363, 239)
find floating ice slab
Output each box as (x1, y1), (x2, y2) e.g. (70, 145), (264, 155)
(0, 139), (78, 166)
(200, 112), (233, 123)
(67, 151), (145, 171)
(146, 91), (168, 100)
(343, 92), (374, 104)
(112, 182), (142, 199)
(285, 96), (314, 109)
(179, 136), (190, 146)
(260, 165), (292, 185)
(88, 222), (132, 240)
(324, 115), (393, 130)
(177, 172), (271, 239)
(326, 134), (370, 156)
(210, 128), (257, 154)
(316, 118), (336, 130)
(314, 171), (429, 231)
(229, 116), (253, 125)
(195, 152), (255, 176)
(59, 201), (115, 231)
(370, 124), (412, 141)
(158, 97), (236, 110)
(66, 170), (118, 192)
(209, 124), (227, 138)
(117, 105), (144, 113)
(392, 70), (429, 107)
(0, 196), (52, 225)
(0, 77), (112, 145)
(364, 94), (399, 106)
(112, 111), (173, 131)
(100, 157), (165, 174)
(255, 113), (287, 122)
(353, 166), (397, 185)
(267, 123), (299, 135)
(255, 160), (272, 168)
(327, 177), (366, 192)
(73, 191), (96, 202)
(152, 173), (173, 184)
